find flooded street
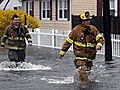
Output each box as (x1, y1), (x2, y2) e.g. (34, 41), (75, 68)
(0, 46), (120, 90)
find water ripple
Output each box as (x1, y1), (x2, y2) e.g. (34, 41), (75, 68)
(0, 61), (52, 71)
(40, 76), (74, 84)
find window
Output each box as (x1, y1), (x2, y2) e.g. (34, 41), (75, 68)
(26, 1), (34, 16)
(110, 0), (115, 16)
(14, 6), (22, 10)
(41, 0), (51, 20)
(110, 0), (115, 8)
(14, 7), (17, 10)
(110, 10), (115, 16)
(18, 0), (22, 2)
(97, 0), (117, 16)
(18, 6), (22, 10)
(57, 0), (69, 20)
(28, 1), (33, 16)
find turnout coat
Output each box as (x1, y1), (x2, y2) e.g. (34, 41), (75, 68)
(59, 24), (104, 61)
(1, 23), (32, 50)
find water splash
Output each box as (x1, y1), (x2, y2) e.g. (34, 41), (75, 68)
(0, 61), (51, 71)
(40, 76), (74, 84)
(89, 64), (106, 81)
(74, 64), (106, 83)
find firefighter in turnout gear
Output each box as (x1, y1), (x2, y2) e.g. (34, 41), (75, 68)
(1, 15), (32, 62)
(59, 11), (104, 83)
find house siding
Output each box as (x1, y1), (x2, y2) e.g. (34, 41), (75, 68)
(22, 2), (27, 12)
(39, 20), (71, 30)
(22, 0), (97, 31)
(38, 0), (71, 30)
(71, 0), (97, 16)
(34, 1), (39, 18)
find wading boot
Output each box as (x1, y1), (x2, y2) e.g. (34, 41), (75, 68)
(78, 66), (90, 84)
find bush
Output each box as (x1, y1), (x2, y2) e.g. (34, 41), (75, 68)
(0, 10), (39, 36)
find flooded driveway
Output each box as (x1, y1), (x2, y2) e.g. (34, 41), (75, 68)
(0, 46), (120, 90)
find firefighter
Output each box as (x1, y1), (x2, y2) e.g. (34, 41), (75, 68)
(59, 11), (104, 83)
(1, 14), (32, 63)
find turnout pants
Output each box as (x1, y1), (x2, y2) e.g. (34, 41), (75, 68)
(8, 49), (25, 62)
(74, 60), (93, 83)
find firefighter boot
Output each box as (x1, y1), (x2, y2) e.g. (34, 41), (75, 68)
(78, 66), (90, 84)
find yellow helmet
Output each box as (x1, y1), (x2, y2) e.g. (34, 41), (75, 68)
(80, 11), (91, 21)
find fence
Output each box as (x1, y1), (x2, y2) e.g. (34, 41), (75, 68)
(29, 28), (120, 57)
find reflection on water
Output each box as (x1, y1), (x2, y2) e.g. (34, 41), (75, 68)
(0, 61), (107, 90)
(0, 60), (118, 90)
(40, 76), (74, 84)
(0, 61), (51, 71)
(0, 46), (120, 90)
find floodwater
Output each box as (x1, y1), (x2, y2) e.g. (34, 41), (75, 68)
(0, 46), (120, 90)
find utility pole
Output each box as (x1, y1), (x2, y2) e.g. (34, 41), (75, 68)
(103, 0), (112, 61)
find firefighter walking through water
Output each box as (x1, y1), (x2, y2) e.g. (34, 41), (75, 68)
(1, 14), (32, 63)
(59, 11), (104, 84)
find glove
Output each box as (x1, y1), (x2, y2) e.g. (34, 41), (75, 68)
(59, 54), (63, 59)
(28, 42), (32, 46)
(96, 45), (101, 50)
(0, 45), (4, 51)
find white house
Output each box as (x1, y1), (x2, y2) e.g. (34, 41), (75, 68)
(22, 0), (119, 31)
(0, 0), (22, 10)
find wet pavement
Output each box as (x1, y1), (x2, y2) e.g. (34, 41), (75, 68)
(0, 45), (120, 90)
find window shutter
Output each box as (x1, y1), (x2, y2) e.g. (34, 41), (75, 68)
(118, 0), (120, 17)
(50, 0), (52, 20)
(26, 2), (28, 14)
(56, 0), (58, 20)
(97, 0), (102, 16)
(32, 1), (34, 16)
(67, 0), (70, 21)
(39, 1), (41, 20)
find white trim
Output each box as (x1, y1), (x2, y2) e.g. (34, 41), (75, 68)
(27, 1), (33, 15)
(41, 0), (50, 20)
(57, 0), (68, 20)
(110, 0), (117, 16)
(115, 0), (117, 16)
